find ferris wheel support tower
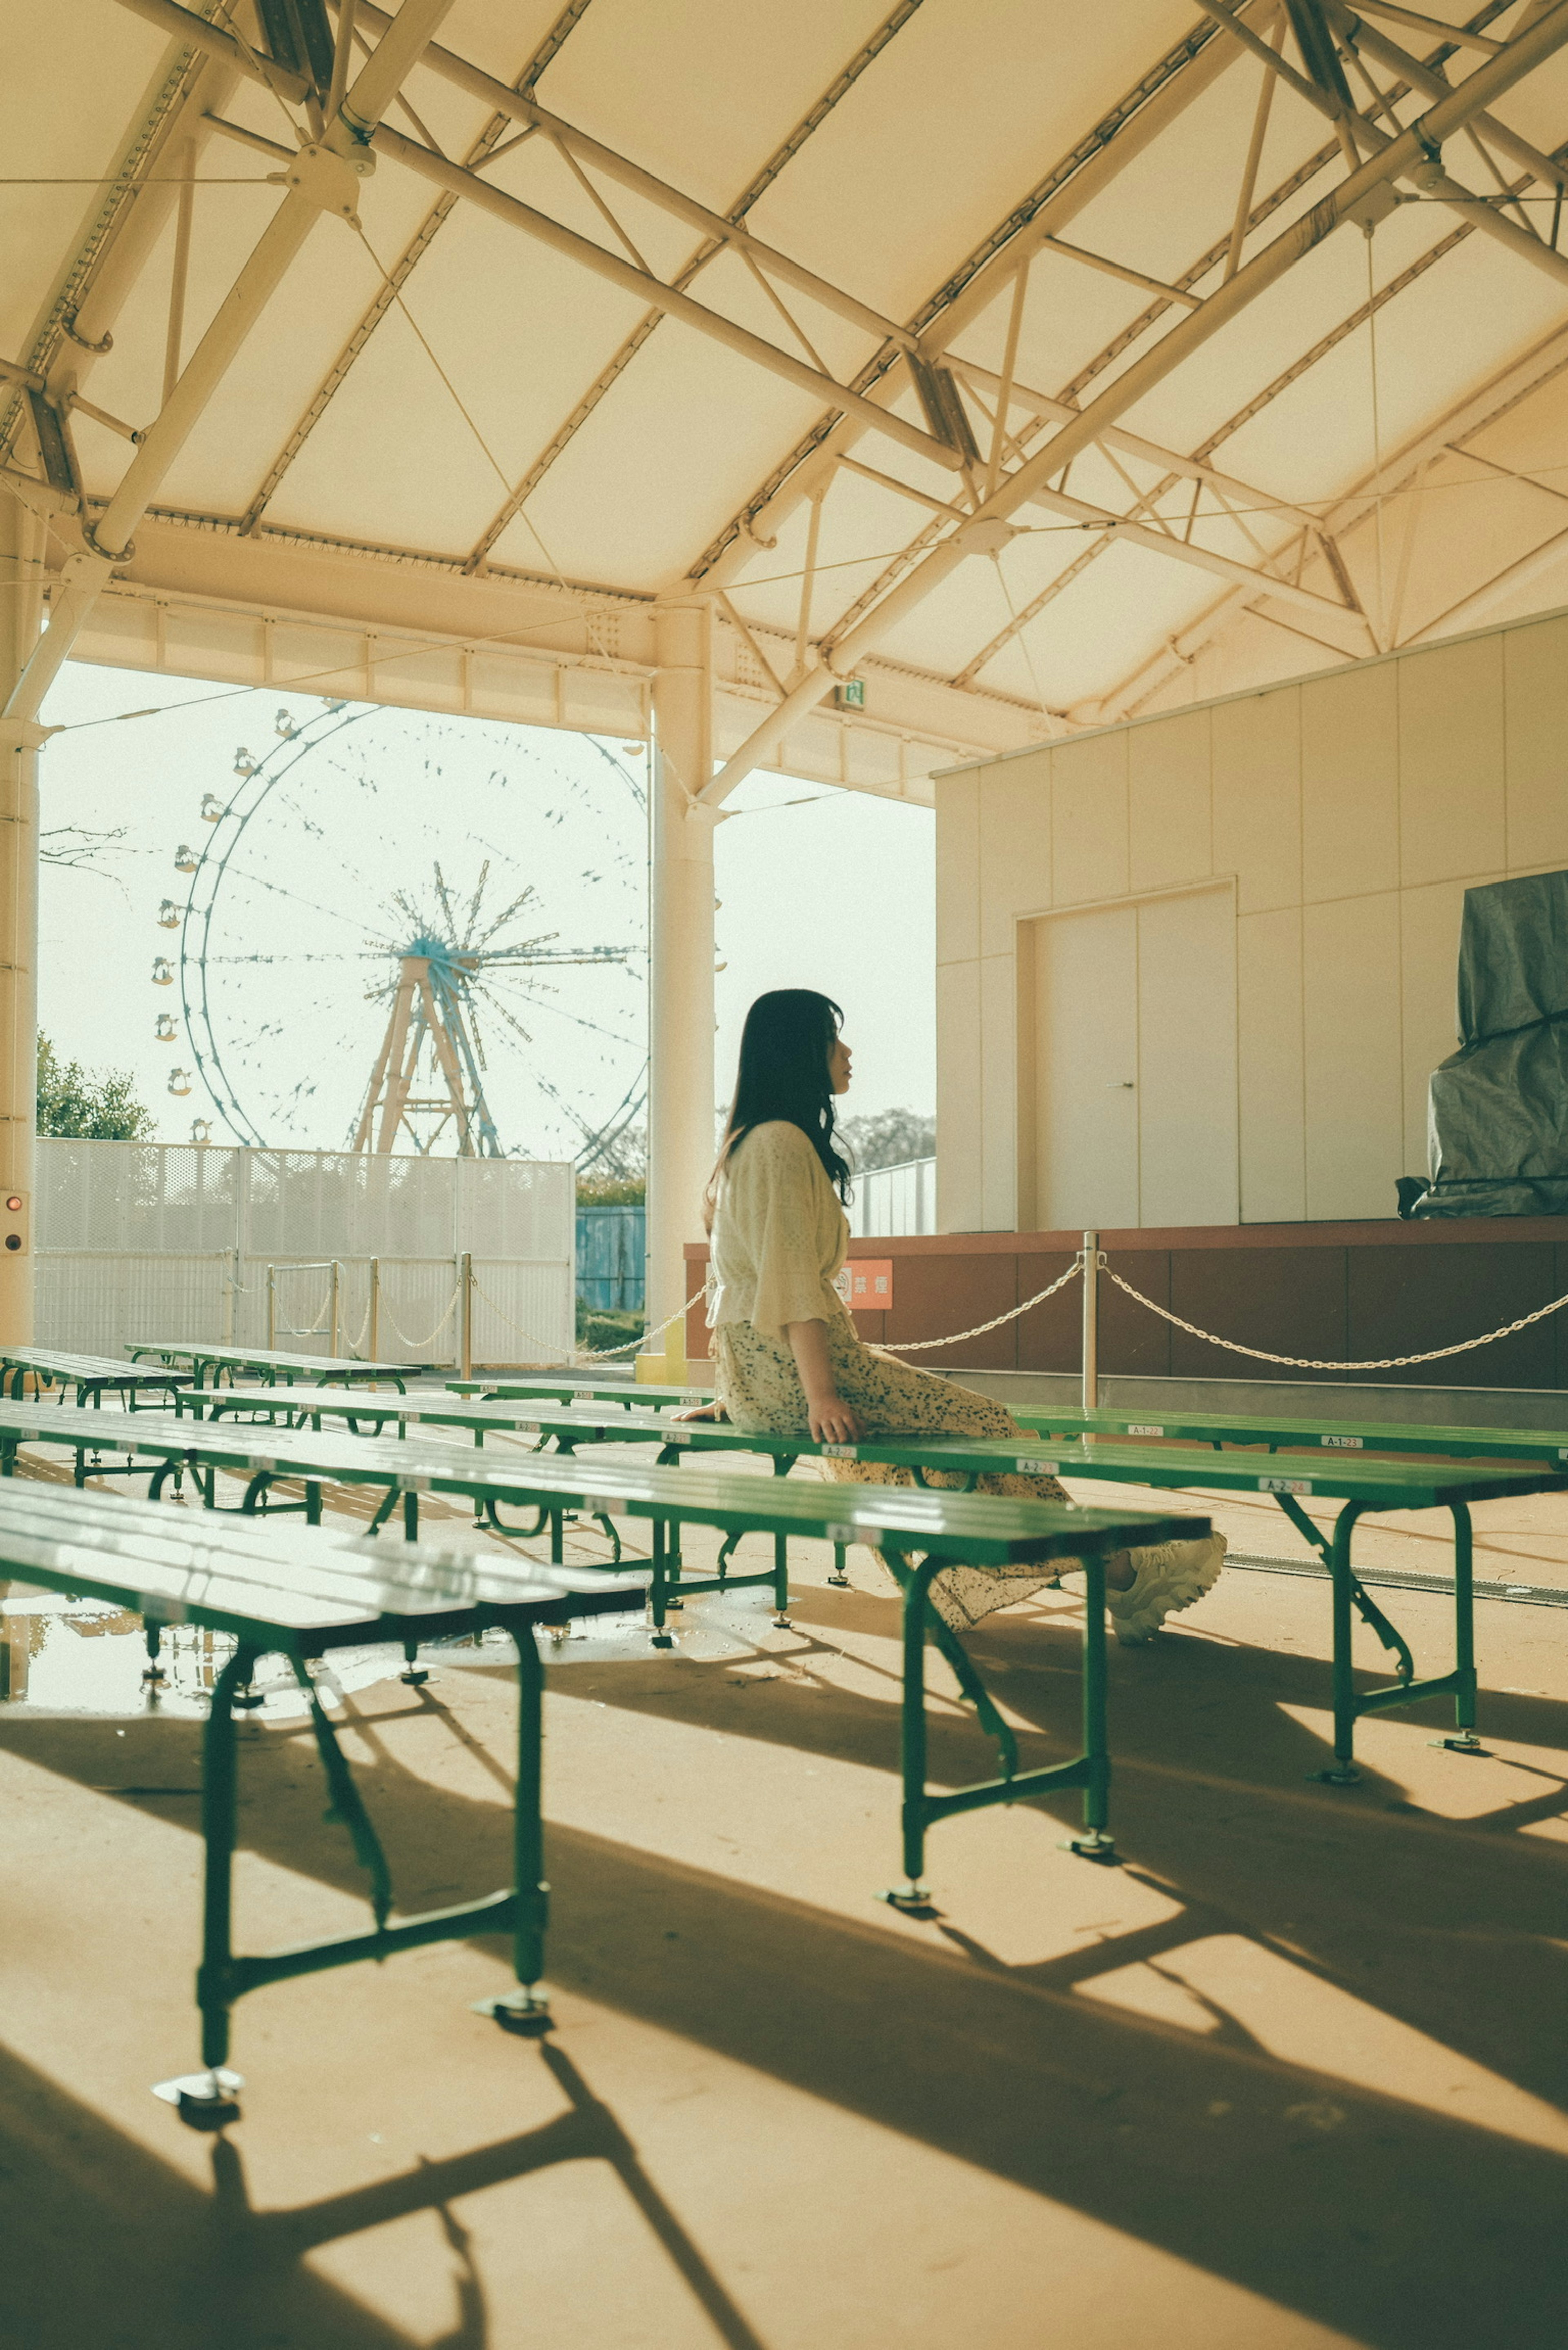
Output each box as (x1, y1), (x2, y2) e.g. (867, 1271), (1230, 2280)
(354, 950), (498, 1157)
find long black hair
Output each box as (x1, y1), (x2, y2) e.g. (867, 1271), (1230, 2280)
(707, 988), (851, 1222)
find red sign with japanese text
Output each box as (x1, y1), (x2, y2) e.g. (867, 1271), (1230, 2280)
(835, 1259), (893, 1313)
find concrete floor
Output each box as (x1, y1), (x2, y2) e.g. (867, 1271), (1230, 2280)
(0, 1434), (1565, 2350)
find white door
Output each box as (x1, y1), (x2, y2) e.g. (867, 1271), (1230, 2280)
(1032, 885), (1238, 1229)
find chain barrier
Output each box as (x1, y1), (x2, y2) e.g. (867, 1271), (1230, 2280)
(380, 1282), (461, 1356)
(878, 1259), (1084, 1352)
(1103, 1266), (1568, 1372)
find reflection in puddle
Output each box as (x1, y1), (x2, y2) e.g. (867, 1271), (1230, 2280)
(0, 1584), (543, 1722)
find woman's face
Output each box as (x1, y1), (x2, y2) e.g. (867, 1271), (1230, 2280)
(828, 1031), (853, 1096)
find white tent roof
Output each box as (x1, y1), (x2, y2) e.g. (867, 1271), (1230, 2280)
(7, 0), (1568, 793)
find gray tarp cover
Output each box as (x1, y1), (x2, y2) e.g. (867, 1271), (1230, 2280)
(1411, 867), (1568, 1217)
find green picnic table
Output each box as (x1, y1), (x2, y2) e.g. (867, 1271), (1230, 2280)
(446, 1372), (712, 1411)
(128, 1341), (425, 1392)
(0, 1345), (190, 1409)
(1010, 1399), (1568, 1469)
(0, 1476), (651, 2123)
(217, 1392), (1568, 1789)
(0, 1397), (1203, 1894)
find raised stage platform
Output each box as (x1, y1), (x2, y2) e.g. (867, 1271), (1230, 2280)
(684, 1217), (1568, 1395)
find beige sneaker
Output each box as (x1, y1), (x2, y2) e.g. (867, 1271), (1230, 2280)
(1105, 1532), (1226, 1645)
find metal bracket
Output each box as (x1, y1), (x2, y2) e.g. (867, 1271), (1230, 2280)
(268, 142), (374, 225)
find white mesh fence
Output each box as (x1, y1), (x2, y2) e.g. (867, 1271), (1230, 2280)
(34, 1140), (573, 1367)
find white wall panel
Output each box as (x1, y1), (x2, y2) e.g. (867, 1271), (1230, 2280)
(1129, 709), (1212, 895)
(1212, 687), (1301, 913)
(1301, 661), (1399, 903)
(1397, 636), (1506, 890)
(1136, 886), (1237, 1227)
(1303, 893), (1403, 1219)
(936, 958), (983, 1231)
(1050, 729), (1129, 905)
(1503, 612), (1568, 870)
(934, 773), (980, 964)
(978, 756), (1050, 955)
(939, 606), (1568, 1235)
(980, 952), (1018, 1230)
(1237, 908), (1306, 1222)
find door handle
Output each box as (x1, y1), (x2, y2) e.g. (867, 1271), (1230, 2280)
(1104, 1082), (1135, 1089)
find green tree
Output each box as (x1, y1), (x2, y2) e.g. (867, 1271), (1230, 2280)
(36, 1034), (155, 1140)
(838, 1106), (935, 1170)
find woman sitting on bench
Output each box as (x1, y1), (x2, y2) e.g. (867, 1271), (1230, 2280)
(696, 988), (1224, 1641)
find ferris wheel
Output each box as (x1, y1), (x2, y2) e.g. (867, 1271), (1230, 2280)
(155, 702), (647, 1168)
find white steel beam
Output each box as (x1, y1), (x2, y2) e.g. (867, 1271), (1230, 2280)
(111, 0), (313, 102)
(370, 123), (965, 473)
(945, 357), (1324, 526)
(700, 0), (1568, 799)
(352, 0), (922, 357)
(4, 0), (457, 722)
(1196, 0), (1568, 291)
(694, 3), (1283, 593)
(1022, 482), (1370, 624)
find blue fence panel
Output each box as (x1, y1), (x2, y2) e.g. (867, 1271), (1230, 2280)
(576, 1202), (646, 1312)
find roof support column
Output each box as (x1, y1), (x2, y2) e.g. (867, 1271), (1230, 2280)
(643, 600), (717, 1378)
(0, 499), (49, 1342)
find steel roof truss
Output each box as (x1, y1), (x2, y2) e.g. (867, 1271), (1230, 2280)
(700, 0), (1568, 798)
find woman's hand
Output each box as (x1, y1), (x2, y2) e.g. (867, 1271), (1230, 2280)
(674, 1402), (726, 1422)
(806, 1391), (863, 1445)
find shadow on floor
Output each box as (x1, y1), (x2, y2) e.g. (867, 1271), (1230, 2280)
(2, 1591), (1566, 2350)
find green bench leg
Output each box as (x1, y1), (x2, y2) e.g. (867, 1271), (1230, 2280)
(1316, 1502), (1366, 1784)
(890, 1554), (938, 1904)
(1069, 1553), (1115, 1859)
(883, 1547), (1114, 1908)
(477, 1619), (553, 2036)
(1434, 1501), (1486, 1756)
(156, 1643), (255, 2127)
(650, 1518), (674, 1648)
(828, 1542), (849, 1587)
(399, 1638), (429, 1687)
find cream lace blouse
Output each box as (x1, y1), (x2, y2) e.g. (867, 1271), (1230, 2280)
(708, 1119), (848, 1341)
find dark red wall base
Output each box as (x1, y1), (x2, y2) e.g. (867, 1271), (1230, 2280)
(684, 1218), (1568, 1390)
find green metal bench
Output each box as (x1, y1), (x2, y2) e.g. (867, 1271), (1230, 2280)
(0, 1477), (652, 2125)
(212, 1393), (1568, 1789)
(446, 1372), (712, 1410)
(1011, 1399), (1568, 1468)
(0, 1397), (1203, 1894)
(127, 1341), (425, 1393)
(0, 1346), (190, 1409)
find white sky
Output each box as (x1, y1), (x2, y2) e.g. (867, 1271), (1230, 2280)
(34, 659), (935, 1153)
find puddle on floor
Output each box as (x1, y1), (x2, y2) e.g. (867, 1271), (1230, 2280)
(0, 1578), (783, 1721)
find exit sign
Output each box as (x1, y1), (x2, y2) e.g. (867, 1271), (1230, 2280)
(833, 676), (866, 711)
(835, 1258), (893, 1312)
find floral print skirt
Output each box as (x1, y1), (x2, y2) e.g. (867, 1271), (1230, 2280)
(713, 1308), (1071, 1630)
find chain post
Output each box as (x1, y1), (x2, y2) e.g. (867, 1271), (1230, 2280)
(1080, 1229), (1099, 1411)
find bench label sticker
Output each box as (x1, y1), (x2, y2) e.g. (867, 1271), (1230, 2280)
(1321, 1434), (1363, 1449)
(1016, 1456), (1060, 1474)
(1127, 1423), (1164, 1437)
(825, 1521), (881, 1545)
(820, 1442), (858, 1458)
(665, 1429), (693, 1445)
(140, 1596), (187, 1625)
(1260, 1475), (1312, 1494)
(398, 1475), (430, 1493)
